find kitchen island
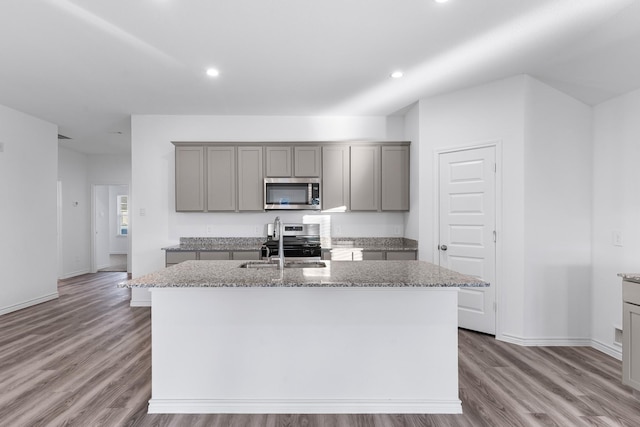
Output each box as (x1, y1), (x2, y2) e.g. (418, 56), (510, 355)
(121, 260), (487, 414)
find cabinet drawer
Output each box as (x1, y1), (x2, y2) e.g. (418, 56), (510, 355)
(166, 251), (197, 264)
(386, 251), (417, 261)
(199, 252), (230, 260)
(232, 251), (261, 261)
(362, 251), (385, 261)
(623, 280), (640, 305)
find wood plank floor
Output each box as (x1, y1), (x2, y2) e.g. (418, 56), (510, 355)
(1, 272), (639, 426)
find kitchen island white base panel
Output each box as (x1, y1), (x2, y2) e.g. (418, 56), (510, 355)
(149, 287), (461, 414)
(147, 398), (462, 414)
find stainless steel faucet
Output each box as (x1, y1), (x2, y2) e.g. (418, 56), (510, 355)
(273, 216), (285, 269)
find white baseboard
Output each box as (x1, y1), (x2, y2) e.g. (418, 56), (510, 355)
(148, 398), (462, 414)
(130, 300), (151, 307)
(498, 333), (591, 347)
(0, 292), (59, 316)
(591, 339), (622, 360)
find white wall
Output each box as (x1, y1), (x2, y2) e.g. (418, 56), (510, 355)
(592, 88), (640, 358)
(58, 147), (91, 278)
(0, 104), (58, 315)
(418, 75), (527, 339)
(95, 185), (111, 269)
(403, 103), (420, 241)
(523, 76), (593, 343)
(417, 75), (593, 344)
(131, 115), (406, 280)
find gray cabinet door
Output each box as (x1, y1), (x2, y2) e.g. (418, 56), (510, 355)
(238, 146), (264, 211)
(322, 146), (350, 211)
(381, 145), (410, 211)
(362, 251), (385, 260)
(386, 251), (417, 261)
(265, 146), (292, 177)
(350, 145), (380, 211)
(207, 146), (236, 211)
(175, 146), (205, 211)
(294, 146), (321, 177)
(199, 252), (231, 260)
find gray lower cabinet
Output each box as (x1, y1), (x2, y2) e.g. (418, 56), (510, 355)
(386, 251), (417, 261)
(362, 251), (385, 261)
(238, 146), (264, 211)
(166, 250), (261, 266)
(166, 251), (197, 266)
(175, 146), (205, 211)
(350, 145), (380, 211)
(623, 280), (640, 392)
(232, 251), (261, 260)
(199, 252), (231, 260)
(324, 250), (416, 261)
(322, 145), (350, 211)
(206, 146), (236, 211)
(381, 145), (410, 211)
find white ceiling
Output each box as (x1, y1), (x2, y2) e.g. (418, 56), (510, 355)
(1, 0), (640, 155)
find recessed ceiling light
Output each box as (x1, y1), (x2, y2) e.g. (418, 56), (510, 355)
(206, 68), (220, 77)
(390, 71), (404, 79)
(435, 0), (450, 3)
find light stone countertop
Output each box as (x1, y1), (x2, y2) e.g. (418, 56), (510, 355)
(618, 273), (640, 284)
(161, 237), (418, 252)
(120, 260), (488, 289)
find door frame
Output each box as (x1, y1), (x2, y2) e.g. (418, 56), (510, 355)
(433, 140), (503, 338)
(91, 183), (130, 273)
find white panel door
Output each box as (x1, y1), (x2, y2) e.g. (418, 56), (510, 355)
(439, 146), (496, 335)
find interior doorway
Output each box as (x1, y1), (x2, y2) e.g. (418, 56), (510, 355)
(437, 144), (498, 335)
(92, 184), (129, 273)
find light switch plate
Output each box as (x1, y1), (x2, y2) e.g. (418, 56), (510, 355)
(613, 230), (623, 247)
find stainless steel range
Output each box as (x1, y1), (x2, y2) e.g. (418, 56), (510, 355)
(261, 223), (321, 260)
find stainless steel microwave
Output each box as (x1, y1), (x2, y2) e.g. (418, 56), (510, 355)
(264, 178), (321, 210)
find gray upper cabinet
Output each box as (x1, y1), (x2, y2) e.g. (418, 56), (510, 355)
(381, 145), (410, 211)
(322, 145), (350, 211)
(174, 141), (409, 213)
(175, 146), (205, 211)
(238, 146), (264, 211)
(265, 146), (292, 177)
(350, 145), (380, 211)
(206, 146), (236, 211)
(294, 146), (321, 177)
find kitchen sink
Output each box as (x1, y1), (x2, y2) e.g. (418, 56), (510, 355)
(239, 260), (326, 269)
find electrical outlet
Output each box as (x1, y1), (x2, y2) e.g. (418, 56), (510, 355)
(393, 226), (402, 236)
(206, 225), (215, 235)
(254, 226), (261, 236)
(335, 225), (342, 236)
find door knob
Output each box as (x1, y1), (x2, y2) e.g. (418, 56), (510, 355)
(439, 244), (448, 251)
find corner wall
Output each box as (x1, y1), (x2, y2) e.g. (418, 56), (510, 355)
(523, 76), (593, 343)
(58, 147), (91, 278)
(592, 88), (640, 358)
(0, 104), (58, 315)
(418, 75), (527, 340)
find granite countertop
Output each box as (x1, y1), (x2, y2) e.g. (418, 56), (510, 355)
(618, 273), (640, 284)
(163, 237), (264, 251)
(120, 260), (487, 289)
(328, 238), (417, 252)
(162, 237), (418, 252)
